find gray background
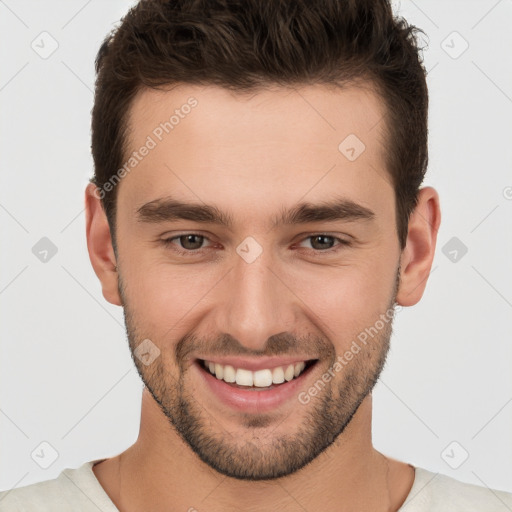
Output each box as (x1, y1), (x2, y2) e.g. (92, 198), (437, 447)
(1, 0), (511, 497)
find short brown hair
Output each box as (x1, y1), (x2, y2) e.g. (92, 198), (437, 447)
(90, 0), (429, 251)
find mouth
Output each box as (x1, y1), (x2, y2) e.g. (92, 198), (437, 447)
(193, 357), (320, 413)
(197, 358), (318, 390)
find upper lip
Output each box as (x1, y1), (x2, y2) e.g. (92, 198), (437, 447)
(196, 356), (317, 372)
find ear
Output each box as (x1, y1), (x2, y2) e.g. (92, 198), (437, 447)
(85, 183), (122, 306)
(396, 186), (441, 307)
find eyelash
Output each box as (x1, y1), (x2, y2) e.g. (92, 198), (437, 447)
(161, 233), (351, 257)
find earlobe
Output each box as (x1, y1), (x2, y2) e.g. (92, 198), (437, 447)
(84, 183), (122, 306)
(396, 186), (441, 307)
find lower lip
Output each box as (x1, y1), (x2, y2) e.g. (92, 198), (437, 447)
(193, 359), (318, 414)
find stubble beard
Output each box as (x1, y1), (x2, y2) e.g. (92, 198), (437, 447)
(119, 267), (400, 480)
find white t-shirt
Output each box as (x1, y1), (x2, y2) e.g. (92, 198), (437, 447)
(1, 458), (512, 511)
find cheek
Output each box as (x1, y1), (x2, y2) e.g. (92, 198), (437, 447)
(288, 254), (397, 348)
(122, 254), (222, 335)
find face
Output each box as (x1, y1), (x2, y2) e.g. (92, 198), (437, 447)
(113, 84), (402, 480)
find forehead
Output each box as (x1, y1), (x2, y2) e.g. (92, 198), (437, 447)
(119, 83), (393, 225)
(128, 82), (387, 151)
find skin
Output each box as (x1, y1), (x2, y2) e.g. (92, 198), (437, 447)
(85, 83), (440, 512)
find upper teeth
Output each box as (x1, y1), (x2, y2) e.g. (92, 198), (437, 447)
(204, 360), (307, 387)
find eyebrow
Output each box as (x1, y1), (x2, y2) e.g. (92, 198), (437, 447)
(136, 195), (375, 228)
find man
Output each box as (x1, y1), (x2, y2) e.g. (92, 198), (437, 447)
(1, 0), (511, 510)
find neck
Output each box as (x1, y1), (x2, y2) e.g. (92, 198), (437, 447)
(95, 390), (406, 512)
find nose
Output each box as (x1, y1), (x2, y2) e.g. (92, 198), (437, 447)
(213, 248), (298, 352)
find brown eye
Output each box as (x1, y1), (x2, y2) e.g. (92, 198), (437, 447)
(297, 234), (351, 254)
(178, 234), (205, 250)
(309, 235), (336, 250)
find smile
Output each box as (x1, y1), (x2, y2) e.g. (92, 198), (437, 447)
(194, 358), (319, 413)
(200, 359), (315, 388)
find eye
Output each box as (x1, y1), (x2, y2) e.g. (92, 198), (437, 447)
(297, 234), (351, 252)
(161, 233), (212, 254)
